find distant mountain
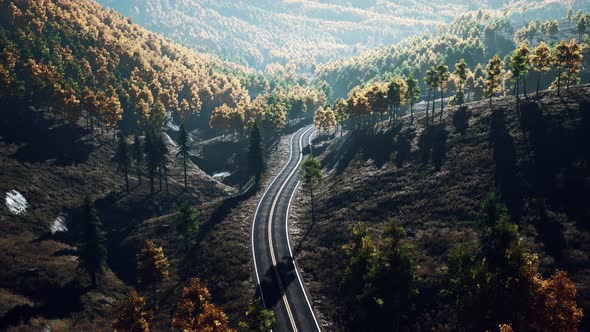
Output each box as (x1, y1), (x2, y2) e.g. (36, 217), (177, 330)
(96, 0), (513, 71)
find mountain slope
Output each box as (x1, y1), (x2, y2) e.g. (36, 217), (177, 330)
(97, 0), (518, 71)
(290, 87), (590, 330)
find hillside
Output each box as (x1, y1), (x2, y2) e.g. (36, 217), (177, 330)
(96, 0), (521, 71)
(291, 87), (590, 330)
(316, 0), (590, 98)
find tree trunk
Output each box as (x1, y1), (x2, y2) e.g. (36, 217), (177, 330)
(164, 167), (169, 194)
(124, 167), (129, 192)
(426, 89), (431, 125)
(152, 283), (158, 313)
(158, 167), (162, 191)
(310, 186), (315, 223)
(536, 72), (541, 95)
(523, 75), (528, 99)
(149, 169), (154, 195)
(90, 271), (97, 288)
(557, 65), (562, 96)
(183, 158), (187, 188)
(137, 165), (142, 185)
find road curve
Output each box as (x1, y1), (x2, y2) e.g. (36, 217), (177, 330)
(252, 125), (321, 332)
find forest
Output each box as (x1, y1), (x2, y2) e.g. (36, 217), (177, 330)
(1, 0), (590, 331)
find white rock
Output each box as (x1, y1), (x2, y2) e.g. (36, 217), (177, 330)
(5, 190), (28, 215)
(51, 213), (68, 234)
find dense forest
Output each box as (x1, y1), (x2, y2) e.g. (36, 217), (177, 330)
(1, 0), (590, 331)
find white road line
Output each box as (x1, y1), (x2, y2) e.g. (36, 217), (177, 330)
(284, 129), (322, 332)
(267, 126), (314, 332)
(252, 127), (304, 308)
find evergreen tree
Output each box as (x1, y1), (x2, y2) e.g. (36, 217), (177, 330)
(531, 42), (552, 95)
(404, 76), (420, 123)
(509, 44), (531, 111)
(78, 195), (107, 288)
(114, 134), (131, 192)
(112, 290), (150, 332)
(453, 59), (471, 106)
(144, 129), (159, 194)
(553, 41), (569, 96)
(299, 155), (322, 222)
(248, 123), (265, 184)
(436, 62), (450, 121)
(425, 67), (438, 124)
(136, 240), (170, 313)
(565, 39), (583, 90)
(132, 133), (144, 186)
(239, 298), (275, 332)
(485, 55), (505, 109)
(177, 204), (199, 247)
(157, 133), (169, 193)
(177, 123), (190, 188)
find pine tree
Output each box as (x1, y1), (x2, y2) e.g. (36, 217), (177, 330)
(404, 76), (420, 123)
(453, 59), (471, 106)
(78, 195), (107, 288)
(485, 55), (505, 109)
(531, 42), (552, 95)
(114, 134), (131, 192)
(509, 44), (531, 108)
(333, 97), (349, 137)
(132, 133), (144, 186)
(437, 63), (450, 122)
(136, 240), (169, 312)
(172, 278), (235, 332)
(553, 41), (569, 96)
(565, 39), (583, 90)
(299, 155), (322, 222)
(144, 129), (158, 194)
(177, 124), (190, 188)
(177, 204), (199, 247)
(239, 298), (275, 332)
(248, 123), (265, 184)
(112, 290), (150, 332)
(157, 133), (169, 193)
(425, 67), (438, 124)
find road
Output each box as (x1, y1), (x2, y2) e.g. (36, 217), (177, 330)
(251, 125), (321, 332)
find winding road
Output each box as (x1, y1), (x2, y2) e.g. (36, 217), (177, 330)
(251, 125), (321, 332)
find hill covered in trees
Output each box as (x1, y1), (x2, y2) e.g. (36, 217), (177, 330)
(96, 0), (530, 72)
(292, 86), (590, 331)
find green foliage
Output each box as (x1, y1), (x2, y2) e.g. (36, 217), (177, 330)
(342, 219), (416, 330)
(177, 204), (199, 246)
(238, 298), (275, 332)
(78, 195), (107, 288)
(299, 155), (322, 190)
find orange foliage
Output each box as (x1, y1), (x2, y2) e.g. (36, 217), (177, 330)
(112, 290), (150, 332)
(172, 278), (235, 332)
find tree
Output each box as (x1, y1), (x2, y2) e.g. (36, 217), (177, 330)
(172, 278), (235, 332)
(553, 40), (569, 95)
(333, 97), (349, 137)
(78, 195), (107, 288)
(576, 14), (589, 41)
(532, 270), (584, 331)
(177, 204), (199, 247)
(565, 39), (583, 90)
(313, 106), (337, 135)
(425, 67), (439, 123)
(114, 134), (131, 192)
(248, 122), (265, 184)
(136, 240), (169, 312)
(132, 133), (144, 186)
(177, 123), (190, 188)
(238, 298), (275, 332)
(144, 129), (158, 194)
(404, 76), (420, 122)
(531, 42), (552, 95)
(485, 55), (505, 108)
(436, 62), (450, 121)
(299, 155), (322, 222)
(112, 290), (150, 332)
(451, 59), (471, 107)
(509, 43), (531, 106)
(387, 77), (406, 125)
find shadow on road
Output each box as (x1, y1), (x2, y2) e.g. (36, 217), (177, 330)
(256, 257), (297, 308)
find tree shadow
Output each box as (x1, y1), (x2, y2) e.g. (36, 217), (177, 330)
(417, 124), (448, 171)
(490, 108), (521, 221)
(452, 105), (470, 135)
(255, 258), (297, 309)
(0, 101), (94, 165)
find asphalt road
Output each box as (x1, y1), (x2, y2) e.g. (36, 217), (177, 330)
(252, 125), (321, 332)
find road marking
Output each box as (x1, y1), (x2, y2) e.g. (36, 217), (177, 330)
(284, 129), (323, 332)
(267, 126), (314, 332)
(252, 127), (304, 308)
